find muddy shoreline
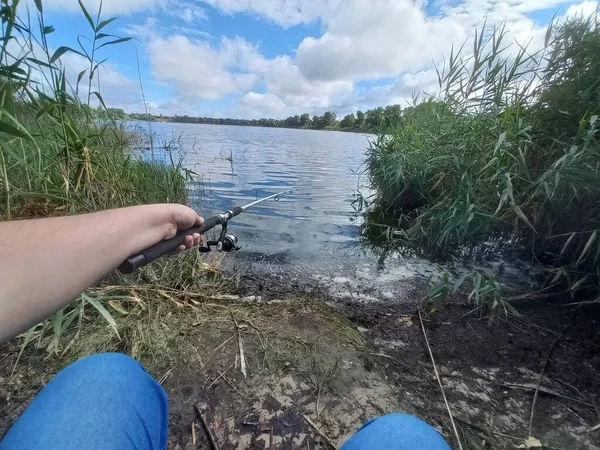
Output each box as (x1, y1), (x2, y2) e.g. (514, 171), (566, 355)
(1, 267), (599, 449)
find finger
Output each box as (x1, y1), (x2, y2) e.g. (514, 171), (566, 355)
(195, 215), (204, 226)
(184, 235), (193, 249)
(177, 244), (186, 252)
(193, 233), (201, 246)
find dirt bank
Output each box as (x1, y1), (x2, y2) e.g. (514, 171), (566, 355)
(1, 265), (599, 449)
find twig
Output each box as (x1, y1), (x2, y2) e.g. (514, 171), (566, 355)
(418, 308), (464, 450)
(513, 317), (599, 348)
(503, 383), (594, 407)
(529, 337), (560, 435)
(194, 404), (220, 450)
(205, 362), (235, 390)
(192, 421), (197, 446)
(551, 376), (586, 401)
(591, 396), (600, 424)
(591, 423), (600, 432)
(158, 367), (174, 385)
(200, 334), (236, 369)
(451, 415), (521, 441)
(316, 385), (321, 421)
(217, 369), (245, 398)
(560, 297), (600, 307)
(269, 424), (274, 450)
(231, 312), (247, 378)
(302, 415), (338, 450)
(528, 310), (578, 436)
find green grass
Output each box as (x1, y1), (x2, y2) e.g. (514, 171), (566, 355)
(0, 0), (193, 353)
(364, 18), (600, 314)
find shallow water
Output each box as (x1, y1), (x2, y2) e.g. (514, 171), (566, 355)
(129, 121), (525, 301)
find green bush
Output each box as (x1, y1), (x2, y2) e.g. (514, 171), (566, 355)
(365, 18), (600, 301)
(0, 0), (189, 354)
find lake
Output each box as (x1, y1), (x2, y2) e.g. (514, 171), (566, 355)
(130, 121), (448, 301)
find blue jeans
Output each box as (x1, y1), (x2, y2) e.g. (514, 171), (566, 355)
(1, 353), (450, 449)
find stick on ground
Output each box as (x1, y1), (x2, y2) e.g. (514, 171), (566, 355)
(528, 309), (577, 436)
(302, 414), (338, 450)
(231, 312), (247, 378)
(194, 404), (220, 450)
(418, 308), (464, 450)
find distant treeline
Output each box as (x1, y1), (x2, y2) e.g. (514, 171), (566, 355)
(128, 105), (404, 132)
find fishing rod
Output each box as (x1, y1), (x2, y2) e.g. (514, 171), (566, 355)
(118, 189), (294, 274)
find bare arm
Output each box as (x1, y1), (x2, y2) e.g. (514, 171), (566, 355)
(0, 204), (204, 343)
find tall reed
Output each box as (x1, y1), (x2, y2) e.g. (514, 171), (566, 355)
(365, 17), (600, 308)
(0, 0), (190, 353)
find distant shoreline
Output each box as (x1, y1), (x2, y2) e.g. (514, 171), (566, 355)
(128, 116), (368, 134)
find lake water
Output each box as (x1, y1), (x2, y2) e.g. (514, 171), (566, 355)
(128, 121), (480, 301)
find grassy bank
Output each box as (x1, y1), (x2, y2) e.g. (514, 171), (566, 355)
(364, 18), (600, 312)
(0, 0), (192, 352)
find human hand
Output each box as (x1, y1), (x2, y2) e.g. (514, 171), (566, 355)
(142, 203), (204, 252)
(161, 204), (205, 252)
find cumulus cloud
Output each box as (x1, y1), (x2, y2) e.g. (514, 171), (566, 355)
(148, 36), (257, 99)
(38, 0), (206, 20)
(56, 52), (142, 111)
(39, 0), (163, 15)
(366, 69), (441, 107)
(239, 92), (286, 115)
(40, 0), (597, 116)
(296, 0), (465, 82)
(564, 0), (599, 17)
(198, 0), (343, 27)
(142, 31), (354, 111)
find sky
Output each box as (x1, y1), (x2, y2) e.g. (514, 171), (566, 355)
(29, 0), (599, 118)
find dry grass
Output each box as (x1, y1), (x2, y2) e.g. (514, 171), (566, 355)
(5, 247), (367, 385)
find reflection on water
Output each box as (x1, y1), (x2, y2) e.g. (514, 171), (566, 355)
(128, 121), (501, 302)
(132, 121), (375, 267)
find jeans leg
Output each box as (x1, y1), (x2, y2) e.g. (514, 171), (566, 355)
(341, 413), (451, 450)
(0, 353), (168, 450)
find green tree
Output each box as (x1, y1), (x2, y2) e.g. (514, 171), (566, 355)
(340, 113), (356, 129)
(284, 115), (300, 127)
(365, 107), (384, 129)
(322, 111), (337, 128)
(356, 110), (366, 129)
(383, 104), (402, 127)
(312, 115), (323, 129)
(299, 113), (311, 127)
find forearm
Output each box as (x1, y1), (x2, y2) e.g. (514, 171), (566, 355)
(0, 205), (184, 342)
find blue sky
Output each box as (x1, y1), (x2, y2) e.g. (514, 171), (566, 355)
(32, 0), (597, 118)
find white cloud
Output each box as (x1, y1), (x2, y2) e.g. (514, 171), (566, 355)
(42, 0), (596, 117)
(141, 30), (354, 111)
(296, 0), (465, 82)
(39, 0), (163, 15)
(198, 0), (343, 27)
(38, 0), (206, 20)
(239, 92), (286, 115)
(564, 0), (598, 18)
(166, 1), (209, 23)
(5, 35), (141, 111)
(57, 52), (142, 111)
(148, 35), (257, 100)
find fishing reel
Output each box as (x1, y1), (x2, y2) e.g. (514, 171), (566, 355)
(199, 221), (240, 253)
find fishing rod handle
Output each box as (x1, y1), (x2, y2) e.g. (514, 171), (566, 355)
(118, 216), (219, 274)
(118, 206), (242, 274)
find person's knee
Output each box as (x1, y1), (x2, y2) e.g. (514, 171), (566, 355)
(62, 352), (143, 379)
(367, 413), (425, 427)
(52, 352), (166, 401)
(1, 353), (168, 449)
(341, 413), (451, 450)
